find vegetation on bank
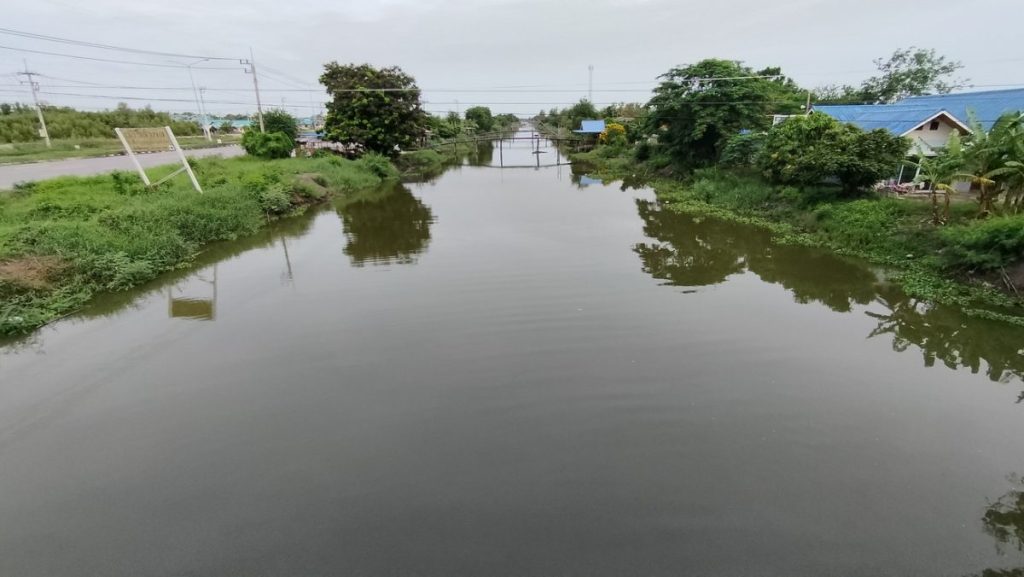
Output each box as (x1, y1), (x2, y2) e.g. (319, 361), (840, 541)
(578, 153), (1024, 321)
(0, 102), (201, 143)
(0, 154), (398, 335)
(542, 48), (1022, 323)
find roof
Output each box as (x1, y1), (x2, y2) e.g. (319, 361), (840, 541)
(815, 88), (1024, 135)
(901, 88), (1024, 131)
(206, 118), (252, 129)
(813, 104), (966, 136)
(574, 119), (606, 134)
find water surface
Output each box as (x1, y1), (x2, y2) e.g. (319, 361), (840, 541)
(2, 136), (1024, 576)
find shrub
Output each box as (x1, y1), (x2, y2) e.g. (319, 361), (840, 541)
(720, 132), (766, 167)
(241, 130), (294, 159)
(940, 216), (1024, 272)
(812, 199), (908, 251)
(354, 152), (398, 179)
(255, 184), (293, 215)
(758, 113), (909, 196)
(634, 141), (653, 162)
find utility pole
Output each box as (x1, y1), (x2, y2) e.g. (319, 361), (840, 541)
(17, 60), (50, 148)
(199, 87), (211, 138)
(242, 48), (265, 132)
(186, 59), (211, 140)
(805, 90), (813, 114)
(588, 64), (594, 102)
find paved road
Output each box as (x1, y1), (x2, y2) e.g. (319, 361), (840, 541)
(0, 145), (245, 189)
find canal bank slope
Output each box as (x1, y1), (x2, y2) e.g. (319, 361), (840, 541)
(0, 154), (399, 335)
(572, 151), (1024, 326)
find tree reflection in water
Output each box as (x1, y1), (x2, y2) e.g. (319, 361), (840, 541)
(633, 198), (1024, 386)
(967, 477), (1024, 576)
(336, 182), (434, 267)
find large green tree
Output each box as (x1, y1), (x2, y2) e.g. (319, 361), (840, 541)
(860, 47), (965, 103)
(319, 63), (426, 155)
(646, 59), (778, 168)
(464, 106), (494, 132)
(757, 113), (909, 195)
(259, 108), (298, 143)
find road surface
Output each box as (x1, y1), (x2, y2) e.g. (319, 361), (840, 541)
(0, 145), (244, 189)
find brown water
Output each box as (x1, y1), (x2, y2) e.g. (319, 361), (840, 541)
(2, 136), (1024, 577)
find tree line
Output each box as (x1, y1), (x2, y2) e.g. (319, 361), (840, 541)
(0, 102), (201, 143)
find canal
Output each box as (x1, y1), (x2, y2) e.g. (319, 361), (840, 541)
(2, 133), (1024, 576)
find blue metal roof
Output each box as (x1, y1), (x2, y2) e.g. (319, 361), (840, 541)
(813, 104), (953, 135)
(901, 88), (1024, 131)
(574, 119), (606, 134)
(815, 88), (1024, 135)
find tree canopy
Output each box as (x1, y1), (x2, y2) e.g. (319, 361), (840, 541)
(860, 47), (965, 103)
(645, 59), (780, 168)
(464, 106), (494, 132)
(757, 113), (909, 194)
(260, 108), (298, 143)
(319, 63), (426, 155)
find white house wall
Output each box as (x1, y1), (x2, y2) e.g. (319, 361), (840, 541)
(905, 119), (960, 157)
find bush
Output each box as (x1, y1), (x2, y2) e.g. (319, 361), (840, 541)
(689, 168), (775, 212)
(720, 132), (766, 167)
(255, 184), (293, 215)
(354, 152), (398, 179)
(941, 216), (1024, 272)
(812, 199), (908, 251)
(758, 114), (909, 195)
(260, 109), (298, 143)
(241, 130), (294, 159)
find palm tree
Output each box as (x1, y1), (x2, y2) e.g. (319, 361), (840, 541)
(960, 112), (1024, 216)
(914, 131), (965, 224)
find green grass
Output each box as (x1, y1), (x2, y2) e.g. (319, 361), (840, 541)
(0, 153), (397, 335)
(0, 135), (241, 165)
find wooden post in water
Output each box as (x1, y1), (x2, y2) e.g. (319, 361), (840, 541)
(499, 137), (503, 168)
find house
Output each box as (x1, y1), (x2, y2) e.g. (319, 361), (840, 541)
(900, 87), (1024, 132)
(813, 104), (971, 158)
(573, 119), (606, 134)
(814, 88), (1024, 157)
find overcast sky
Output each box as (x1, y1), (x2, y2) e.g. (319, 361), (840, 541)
(2, 0), (1021, 118)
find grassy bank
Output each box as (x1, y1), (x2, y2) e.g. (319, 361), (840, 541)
(574, 150), (1024, 325)
(0, 153), (397, 335)
(0, 135), (242, 165)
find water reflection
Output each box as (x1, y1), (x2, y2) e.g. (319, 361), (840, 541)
(967, 477), (1024, 576)
(336, 182), (435, 267)
(634, 198), (1024, 384)
(167, 267), (216, 320)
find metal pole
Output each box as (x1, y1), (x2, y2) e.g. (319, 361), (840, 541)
(186, 61), (210, 140)
(165, 126), (203, 193)
(114, 128), (151, 185)
(244, 48), (266, 132)
(198, 87), (212, 140)
(499, 137), (503, 167)
(17, 61), (50, 148)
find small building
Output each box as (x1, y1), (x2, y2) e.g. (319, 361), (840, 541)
(573, 119), (606, 134)
(206, 118), (253, 134)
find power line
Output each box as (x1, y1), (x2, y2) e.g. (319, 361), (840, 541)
(0, 27), (237, 61)
(0, 44), (241, 69)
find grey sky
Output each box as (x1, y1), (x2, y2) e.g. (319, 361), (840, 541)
(2, 0), (1021, 118)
